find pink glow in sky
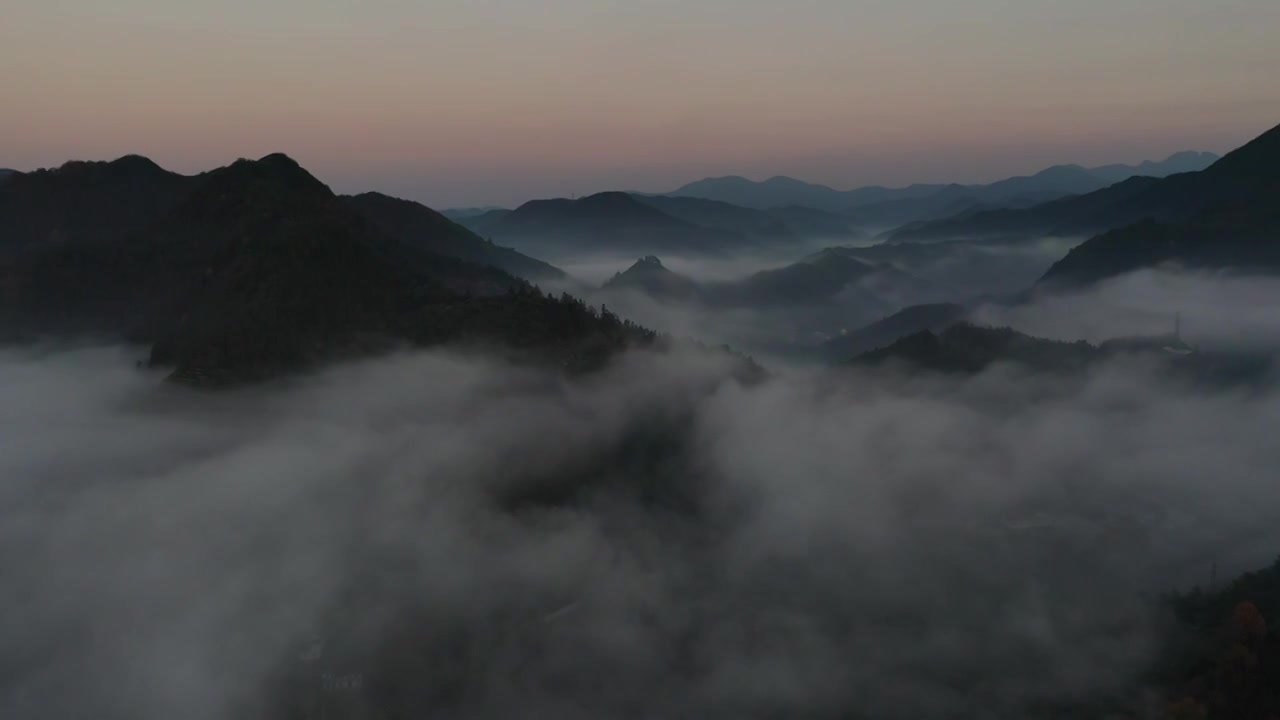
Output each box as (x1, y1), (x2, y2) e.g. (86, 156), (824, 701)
(3, 0), (1279, 206)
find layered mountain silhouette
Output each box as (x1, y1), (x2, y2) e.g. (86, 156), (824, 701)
(636, 195), (861, 241)
(342, 192), (564, 281)
(460, 191), (743, 257)
(0, 157), (562, 283)
(0, 154), (654, 382)
(668, 152), (1219, 218)
(890, 126), (1275, 243)
(457, 190), (867, 258)
(668, 175), (851, 212)
(1090, 150), (1220, 183)
(630, 195), (794, 240)
(1034, 123), (1280, 287)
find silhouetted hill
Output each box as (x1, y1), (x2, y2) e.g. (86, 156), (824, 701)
(602, 255), (701, 301)
(1039, 188), (1280, 287)
(851, 323), (1249, 380)
(861, 163), (1130, 226)
(889, 125), (1276, 243)
(855, 324), (1102, 373)
(441, 206), (507, 221)
(1091, 150), (1220, 183)
(631, 195), (794, 240)
(475, 191), (741, 257)
(594, 246), (922, 309)
(453, 208), (512, 234)
(765, 205), (864, 238)
(0, 155), (198, 253)
(343, 192), (564, 281)
(0, 155), (655, 382)
(714, 247), (881, 305)
(670, 175), (848, 211)
(824, 302), (967, 360)
(1034, 125), (1280, 287)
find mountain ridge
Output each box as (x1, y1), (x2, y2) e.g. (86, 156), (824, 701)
(0, 154), (656, 382)
(1030, 123), (1280, 287)
(667, 151), (1221, 216)
(889, 125), (1276, 243)
(343, 192), (564, 281)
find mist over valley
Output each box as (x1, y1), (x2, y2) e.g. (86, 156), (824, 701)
(3, 7), (1280, 713)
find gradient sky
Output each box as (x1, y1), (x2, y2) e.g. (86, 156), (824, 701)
(4, 0), (1279, 207)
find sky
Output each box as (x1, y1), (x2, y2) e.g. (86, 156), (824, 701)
(3, 0), (1279, 207)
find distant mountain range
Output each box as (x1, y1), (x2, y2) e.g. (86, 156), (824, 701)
(814, 124), (1280, 358)
(0, 154), (652, 382)
(458, 192), (743, 258)
(455, 191), (863, 258)
(601, 247), (928, 309)
(1031, 123), (1280, 288)
(436, 150), (1219, 260)
(343, 192), (564, 281)
(888, 132), (1274, 245)
(667, 152), (1220, 220)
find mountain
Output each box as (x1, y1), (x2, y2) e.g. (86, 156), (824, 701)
(888, 127), (1274, 243)
(602, 255), (701, 301)
(1039, 190), (1280, 288)
(668, 152), (1219, 220)
(0, 155), (198, 253)
(469, 191), (741, 257)
(823, 302), (968, 360)
(669, 175), (849, 211)
(1090, 151), (1221, 183)
(594, 246), (920, 310)
(764, 205), (864, 239)
(855, 324), (1103, 374)
(1033, 125), (1280, 287)
(714, 247), (885, 305)
(442, 206), (507, 221)
(852, 323), (1229, 379)
(0, 154), (655, 382)
(343, 192), (563, 282)
(631, 195), (794, 240)
(870, 157), (1220, 233)
(0, 169), (15, 181)
(455, 208), (512, 234)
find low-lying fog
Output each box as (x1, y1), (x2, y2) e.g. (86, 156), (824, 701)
(4, 270), (1279, 718)
(544, 235), (1086, 363)
(975, 269), (1280, 350)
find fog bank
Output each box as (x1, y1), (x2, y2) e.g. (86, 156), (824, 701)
(2, 344), (1278, 718)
